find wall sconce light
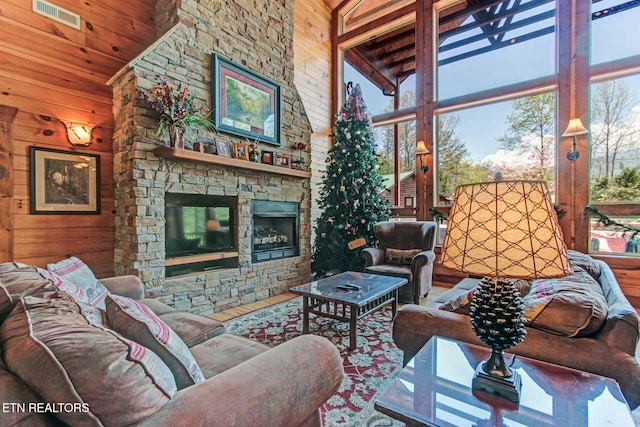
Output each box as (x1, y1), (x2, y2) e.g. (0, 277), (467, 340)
(562, 118), (588, 161)
(66, 123), (93, 147)
(416, 140), (430, 173)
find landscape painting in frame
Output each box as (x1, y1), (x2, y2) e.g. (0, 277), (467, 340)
(212, 54), (281, 146)
(29, 147), (100, 214)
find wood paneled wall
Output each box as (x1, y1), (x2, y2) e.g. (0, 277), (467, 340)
(294, 0), (333, 241)
(0, 1), (155, 277)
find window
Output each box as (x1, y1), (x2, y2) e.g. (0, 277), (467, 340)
(373, 119), (417, 207)
(590, 75), (640, 204)
(437, 0), (557, 100)
(591, 0), (640, 65)
(435, 94), (557, 205)
(588, 74), (640, 255)
(588, 0), (640, 255)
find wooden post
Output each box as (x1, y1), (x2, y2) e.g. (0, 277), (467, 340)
(0, 106), (18, 263)
(557, 0), (590, 251)
(415, 0), (434, 221)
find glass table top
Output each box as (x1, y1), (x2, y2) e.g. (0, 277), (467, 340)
(290, 271), (407, 305)
(376, 336), (634, 427)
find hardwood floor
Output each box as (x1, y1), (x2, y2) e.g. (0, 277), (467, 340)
(209, 292), (298, 322)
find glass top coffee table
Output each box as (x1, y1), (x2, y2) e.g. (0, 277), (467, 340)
(375, 336), (634, 426)
(290, 271), (407, 350)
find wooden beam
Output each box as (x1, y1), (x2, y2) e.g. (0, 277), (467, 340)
(0, 106), (18, 263)
(337, 4), (416, 49)
(371, 106), (417, 125)
(439, 9), (556, 53)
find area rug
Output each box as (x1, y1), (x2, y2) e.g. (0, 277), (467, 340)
(224, 297), (405, 426)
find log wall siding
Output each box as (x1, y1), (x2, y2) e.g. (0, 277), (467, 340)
(0, 1), (156, 277)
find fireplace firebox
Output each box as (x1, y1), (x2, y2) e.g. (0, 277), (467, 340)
(251, 200), (299, 263)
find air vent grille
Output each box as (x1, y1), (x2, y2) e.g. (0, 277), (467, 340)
(33, 0), (81, 30)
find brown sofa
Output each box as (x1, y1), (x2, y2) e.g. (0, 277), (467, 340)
(0, 262), (343, 426)
(392, 253), (640, 409)
(361, 221), (437, 304)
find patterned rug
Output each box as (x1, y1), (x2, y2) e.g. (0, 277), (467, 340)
(224, 297), (406, 426)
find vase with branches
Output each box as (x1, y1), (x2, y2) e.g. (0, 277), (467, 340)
(139, 77), (215, 149)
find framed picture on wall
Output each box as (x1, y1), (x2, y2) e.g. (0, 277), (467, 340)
(211, 53), (281, 146)
(29, 146), (100, 214)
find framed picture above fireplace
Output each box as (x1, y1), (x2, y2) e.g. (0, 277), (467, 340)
(211, 53), (281, 147)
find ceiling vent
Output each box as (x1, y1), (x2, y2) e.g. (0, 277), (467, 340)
(33, 0), (81, 30)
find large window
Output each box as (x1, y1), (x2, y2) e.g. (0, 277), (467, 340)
(435, 0), (558, 207)
(588, 0), (640, 255)
(334, 0), (640, 260)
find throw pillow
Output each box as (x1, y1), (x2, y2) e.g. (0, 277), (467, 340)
(105, 294), (205, 389)
(522, 266), (608, 337)
(438, 287), (476, 314)
(567, 250), (601, 281)
(46, 257), (109, 308)
(439, 279), (532, 314)
(0, 263), (58, 323)
(0, 293), (176, 426)
(384, 248), (422, 265)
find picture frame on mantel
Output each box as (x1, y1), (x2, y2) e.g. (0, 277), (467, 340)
(211, 53), (281, 147)
(29, 146), (100, 214)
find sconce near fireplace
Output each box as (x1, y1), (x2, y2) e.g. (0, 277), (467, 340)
(65, 123), (93, 147)
(416, 140), (430, 173)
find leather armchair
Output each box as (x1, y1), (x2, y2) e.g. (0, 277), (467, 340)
(361, 221), (437, 304)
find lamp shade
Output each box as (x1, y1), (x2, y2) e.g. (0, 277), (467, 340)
(440, 180), (571, 279)
(562, 118), (588, 137)
(416, 140), (429, 155)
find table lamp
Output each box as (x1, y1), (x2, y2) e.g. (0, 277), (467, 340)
(440, 180), (571, 402)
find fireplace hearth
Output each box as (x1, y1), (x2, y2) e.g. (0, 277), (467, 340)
(252, 200), (299, 263)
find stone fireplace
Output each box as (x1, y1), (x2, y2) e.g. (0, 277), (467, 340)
(107, 0), (313, 315)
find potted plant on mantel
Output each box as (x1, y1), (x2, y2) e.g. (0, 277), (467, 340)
(139, 77), (216, 149)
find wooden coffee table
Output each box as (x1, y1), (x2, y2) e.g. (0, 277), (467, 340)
(375, 336), (634, 426)
(290, 271), (407, 350)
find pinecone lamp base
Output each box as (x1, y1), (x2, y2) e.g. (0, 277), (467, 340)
(469, 276), (527, 403)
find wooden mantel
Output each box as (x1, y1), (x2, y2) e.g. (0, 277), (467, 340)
(154, 147), (312, 178)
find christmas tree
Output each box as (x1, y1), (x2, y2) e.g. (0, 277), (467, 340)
(312, 83), (391, 277)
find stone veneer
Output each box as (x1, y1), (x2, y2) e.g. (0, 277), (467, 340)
(108, 0), (312, 315)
